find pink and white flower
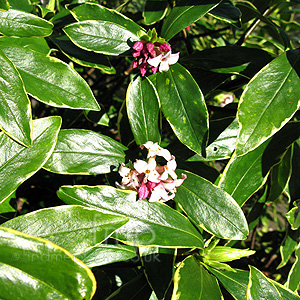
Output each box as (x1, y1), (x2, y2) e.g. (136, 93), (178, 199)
(147, 51), (180, 73)
(116, 142), (186, 203)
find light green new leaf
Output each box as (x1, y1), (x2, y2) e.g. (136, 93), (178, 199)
(70, 2), (144, 35)
(57, 185), (204, 249)
(0, 48), (32, 147)
(127, 76), (160, 145)
(0, 9), (53, 37)
(64, 21), (139, 56)
(161, 0), (220, 40)
(247, 266), (300, 300)
(172, 256), (223, 299)
(0, 43), (100, 110)
(0, 227), (96, 300)
(236, 50), (300, 156)
(0, 116), (61, 205)
(175, 170), (248, 240)
(44, 129), (127, 174)
(287, 245), (300, 292)
(156, 64), (209, 156)
(2, 205), (129, 255)
(76, 244), (137, 268)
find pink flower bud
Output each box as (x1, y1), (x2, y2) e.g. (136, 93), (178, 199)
(160, 43), (171, 53)
(132, 51), (141, 58)
(133, 41), (144, 51)
(146, 42), (154, 52)
(138, 182), (150, 200)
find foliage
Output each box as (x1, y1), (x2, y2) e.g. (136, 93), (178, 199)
(1, 0), (300, 299)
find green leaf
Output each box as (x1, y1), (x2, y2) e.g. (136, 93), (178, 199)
(140, 247), (175, 300)
(219, 121), (300, 206)
(106, 273), (152, 300)
(50, 34), (115, 74)
(44, 129), (127, 174)
(175, 170), (249, 240)
(0, 227), (96, 299)
(180, 46), (273, 79)
(267, 147), (292, 202)
(279, 228), (300, 269)
(64, 21), (139, 56)
(0, 36), (50, 54)
(236, 50), (300, 156)
(172, 256), (223, 299)
(143, 0), (169, 25)
(156, 63), (208, 156)
(207, 267), (248, 300)
(209, 0), (241, 24)
(0, 43), (100, 110)
(76, 243), (137, 268)
(287, 245), (300, 292)
(57, 185), (204, 249)
(7, 0), (32, 12)
(286, 200), (300, 230)
(0, 48), (32, 147)
(0, 116), (61, 204)
(70, 2), (144, 35)
(0, 9), (53, 37)
(2, 205), (129, 255)
(127, 76), (161, 145)
(161, 0), (220, 40)
(0, 197), (15, 214)
(0, 0), (9, 10)
(247, 266), (300, 300)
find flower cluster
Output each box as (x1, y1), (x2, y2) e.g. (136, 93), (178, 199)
(116, 142), (186, 202)
(132, 29), (179, 76)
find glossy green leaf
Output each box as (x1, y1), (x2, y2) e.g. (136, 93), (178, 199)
(0, 36), (50, 54)
(106, 273), (152, 300)
(287, 245), (300, 292)
(64, 21), (139, 56)
(0, 9), (53, 37)
(209, 0), (241, 23)
(156, 63), (208, 156)
(207, 267), (248, 300)
(172, 256), (223, 299)
(143, 0), (169, 25)
(219, 122), (300, 206)
(3, 205), (129, 255)
(161, 0), (220, 40)
(0, 116), (61, 205)
(247, 266), (300, 300)
(76, 243), (137, 268)
(140, 247), (175, 300)
(0, 43), (100, 110)
(7, 0), (32, 12)
(175, 170), (248, 240)
(0, 48), (32, 147)
(44, 129), (127, 174)
(50, 34), (115, 74)
(0, 227), (96, 300)
(127, 76), (160, 145)
(0, 198), (15, 214)
(70, 2), (144, 35)
(286, 200), (300, 230)
(205, 118), (239, 160)
(57, 185), (204, 249)
(236, 50), (300, 156)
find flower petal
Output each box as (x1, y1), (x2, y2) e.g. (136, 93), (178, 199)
(167, 52), (180, 65)
(148, 54), (163, 67)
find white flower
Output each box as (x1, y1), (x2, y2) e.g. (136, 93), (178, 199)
(142, 141), (172, 161)
(147, 51), (180, 73)
(134, 157), (160, 183)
